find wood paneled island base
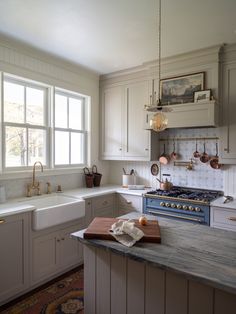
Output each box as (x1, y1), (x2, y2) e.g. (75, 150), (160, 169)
(83, 245), (236, 314)
(72, 213), (236, 314)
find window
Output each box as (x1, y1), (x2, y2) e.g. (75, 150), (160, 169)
(54, 91), (86, 166)
(1, 74), (89, 172)
(3, 76), (48, 169)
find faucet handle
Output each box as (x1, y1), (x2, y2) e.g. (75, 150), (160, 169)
(46, 182), (51, 194)
(26, 183), (32, 197)
(36, 182), (41, 195)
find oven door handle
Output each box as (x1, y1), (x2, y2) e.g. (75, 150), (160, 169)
(147, 210), (203, 223)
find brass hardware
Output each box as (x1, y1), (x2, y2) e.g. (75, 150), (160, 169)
(228, 217), (236, 221)
(159, 136), (219, 142)
(46, 182), (51, 194)
(27, 161), (43, 197)
(0, 219), (5, 224)
(57, 239), (60, 242)
(57, 185), (62, 193)
(61, 238), (65, 241)
(147, 210), (202, 222)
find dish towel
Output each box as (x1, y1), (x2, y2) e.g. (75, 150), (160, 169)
(110, 219), (144, 247)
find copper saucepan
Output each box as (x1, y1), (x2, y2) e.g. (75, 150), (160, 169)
(210, 142), (222, 169)
(193, 141), (200, 158)
(170, 140), (178, 160)
(200, 142), (210, 163)
(159, 143), (170, 165)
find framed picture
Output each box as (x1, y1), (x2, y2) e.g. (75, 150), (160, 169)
(160, 72), (205, 105)
(194, 89), (211, 103)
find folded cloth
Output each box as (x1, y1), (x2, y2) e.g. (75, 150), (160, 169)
(110, 219), (144, 247)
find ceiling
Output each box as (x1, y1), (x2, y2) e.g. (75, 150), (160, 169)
(0, 0), (236, 74)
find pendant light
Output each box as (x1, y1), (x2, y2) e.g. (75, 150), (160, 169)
(146, 0), (169, 132)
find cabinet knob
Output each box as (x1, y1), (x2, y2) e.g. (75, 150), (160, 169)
(57, 239), (60, 242)
(0, 219), (5, 224)
(119, 148), (122, 151)
(228, 217), (236, 221)
(61, 237), (65, 241)
(145, 148), (149, 151)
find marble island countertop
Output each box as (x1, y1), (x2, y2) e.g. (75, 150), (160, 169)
(72, 212), (236, 295)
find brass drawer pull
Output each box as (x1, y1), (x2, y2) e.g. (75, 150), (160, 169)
(228, 217), (236, 221)
(0, 219), (5, 224)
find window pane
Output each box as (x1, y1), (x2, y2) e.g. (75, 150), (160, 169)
(5, 126), (26, 167)
(69, 97), (82, 130)
(26, 87), (45, 125)
(4, 81), (24, 123)
(71, 132), (84, 164)
(55, 131), (69, 165)
(55, 94), (67, 128)
(28, 129), (46, 165)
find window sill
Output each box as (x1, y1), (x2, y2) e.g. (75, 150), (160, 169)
(0, 167), (85, 180)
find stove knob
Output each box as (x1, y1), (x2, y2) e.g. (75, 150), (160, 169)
(195, 207), (201, 212)
(183, 205), (188, 210)
(171, 203), (176, 208)
(160, 201), (165, 207)
(165, 202), (171, 208)
(189, 206), (194, 211)
(177, 204), (182, 209)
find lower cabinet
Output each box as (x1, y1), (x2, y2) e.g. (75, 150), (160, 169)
(211, 206), (236, 231)
(0, 213), (30, 305)
(116, 193), (143, 216)
(31, 220), (84, 285)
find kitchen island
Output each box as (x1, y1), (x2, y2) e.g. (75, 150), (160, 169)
(72, 213), (236, 314)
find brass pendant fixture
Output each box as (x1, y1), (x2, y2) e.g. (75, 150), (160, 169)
(146, 0), (169, 132)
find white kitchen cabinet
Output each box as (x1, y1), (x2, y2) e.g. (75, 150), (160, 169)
(0, 213), (30, 305)
(100, 81), (159, 161)
(91, 194), (115, 219)
(211, 206), (236, 232)
(32, 219), (84, 284)
(219, 45), (236, 163)
(117, 193), (143, 216)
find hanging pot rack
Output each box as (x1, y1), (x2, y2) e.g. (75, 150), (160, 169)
(159, 136), (219, 142)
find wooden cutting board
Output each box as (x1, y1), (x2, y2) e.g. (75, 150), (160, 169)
(84, 217), (161, 243)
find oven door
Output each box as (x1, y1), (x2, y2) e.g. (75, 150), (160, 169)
(143, 197), (209, 225)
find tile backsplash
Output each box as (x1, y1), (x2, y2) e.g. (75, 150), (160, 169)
(109, 128), (224, 192)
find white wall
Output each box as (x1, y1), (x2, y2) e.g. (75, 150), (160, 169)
(0, 35), (110, 199)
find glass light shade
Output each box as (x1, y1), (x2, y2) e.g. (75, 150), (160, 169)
(150, 112), (168, 132)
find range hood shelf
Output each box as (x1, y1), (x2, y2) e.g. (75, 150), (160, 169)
(145, 100), (218, 129)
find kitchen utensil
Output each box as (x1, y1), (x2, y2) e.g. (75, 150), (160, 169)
(210, 143), (222, 169)
(122, 168), (126, 175)
(170, 140), (178, 160)
(156, 174), (173, 191)
(200, 142), (210, 163)
(159, 144), (170, 165)
(92, 165), (102, 186)
(150, 163), (159, 176)
(223, 195), (234, 203)
(193, 141), (201, 158)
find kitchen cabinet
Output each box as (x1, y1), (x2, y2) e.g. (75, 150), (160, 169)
(100, 81), (159, 161)
(117, 193), (143, 216)
(219, 45), (236, 163)
(0, 213), (30, 305)
(86, 194), (116, 223)
(211, 206), (236, 231)
(32, 219), (84, 285)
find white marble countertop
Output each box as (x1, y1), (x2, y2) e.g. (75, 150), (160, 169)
(0, 184), (150, 218)
(211, 196), (236, 210)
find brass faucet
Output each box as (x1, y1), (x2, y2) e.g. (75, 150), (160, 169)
(26, 161), (44, 197)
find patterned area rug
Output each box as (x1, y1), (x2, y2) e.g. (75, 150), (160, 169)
(1, 269), (84, 314)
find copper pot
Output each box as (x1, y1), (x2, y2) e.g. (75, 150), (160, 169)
(200, 142), (210, 163)
(156, 178), (173, 191)
(159, 144), (170, 165)
(210, 143), (222, 169)
(170, 140), (178, 160)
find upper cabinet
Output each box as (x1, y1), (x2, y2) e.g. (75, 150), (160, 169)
(219, 44), (236, 164)
(100, 80), (159, 161)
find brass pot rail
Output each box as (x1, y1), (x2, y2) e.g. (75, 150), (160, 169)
(159, 137), (219, 142)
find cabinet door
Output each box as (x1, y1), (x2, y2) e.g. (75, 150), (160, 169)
(59, 224), (84, 270)
(124, 81), (150, 158)
(220, 63), (236, 163)
(101, 86), (124, 159)
(32, 231), (59, 283)
(0, 214), (29, 304)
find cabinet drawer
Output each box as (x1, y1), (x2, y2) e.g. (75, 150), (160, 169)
(117, 194), (142, 213)
(92, 194), (114, 211)
(211, 206), (236, 231)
